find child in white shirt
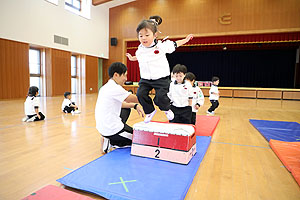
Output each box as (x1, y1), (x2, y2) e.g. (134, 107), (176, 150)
(168, 64), (193, 124)
(22, 86), (45, 122)
(185, 72), (204, 125)
(126, 15), (193, 123)
(62, 92), (81, 114)
(207, 76), (220, 115)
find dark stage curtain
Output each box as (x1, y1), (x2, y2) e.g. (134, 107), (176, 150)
(167, 49), (297, 88)
(126, 48), (140, 82)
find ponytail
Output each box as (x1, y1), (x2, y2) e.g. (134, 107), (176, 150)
(149, 15), (162, 25)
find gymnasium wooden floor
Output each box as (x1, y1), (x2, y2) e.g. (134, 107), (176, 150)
(0, 94), (300, 200)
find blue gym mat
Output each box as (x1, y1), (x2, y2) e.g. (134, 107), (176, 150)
(57, 136), (211, 200)
(249, 119), (300, 142)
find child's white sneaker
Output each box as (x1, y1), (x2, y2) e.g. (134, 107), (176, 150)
(144, 110), (157, 123)
(26, 116), (36, 122)
(164, 109), (174, 121)
(112, 145), (131, 149)
(206, 111), (214, 115)
(73, 110), (81, 114)
(22, 117), (29, 122)
(102, 137), (112, 153)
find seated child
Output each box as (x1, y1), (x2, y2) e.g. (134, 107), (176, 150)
(185, 72), (204, 125)
(22, 86), (45, 122)
(62, 92), (81, 114)
(168, 64), (193, 124)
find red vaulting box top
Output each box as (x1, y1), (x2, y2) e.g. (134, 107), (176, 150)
(132, 121), (196, 151)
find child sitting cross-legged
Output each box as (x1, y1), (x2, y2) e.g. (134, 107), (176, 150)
(62, 92), (81, 114)
(22, 86), (45, 122)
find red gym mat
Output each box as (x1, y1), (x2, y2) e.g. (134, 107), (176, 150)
(195, 115), (220, 136)
(269, 139), (300, 186)
(22, 185), (95, 200)
(291, 169), (300, 187)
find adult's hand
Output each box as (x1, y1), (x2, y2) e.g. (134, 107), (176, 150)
(136, 105), (145, 118)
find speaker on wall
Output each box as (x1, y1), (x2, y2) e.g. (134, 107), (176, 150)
(111, 37), (118, 46)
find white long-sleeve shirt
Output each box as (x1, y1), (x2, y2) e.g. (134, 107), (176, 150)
(190, 85), (205, 112)
(135, 40), (176, 80)
(168, 80), (193, 107)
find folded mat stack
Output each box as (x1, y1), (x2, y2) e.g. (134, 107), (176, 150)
(269, 139), (300, 186)
(250, 119), (300, 187)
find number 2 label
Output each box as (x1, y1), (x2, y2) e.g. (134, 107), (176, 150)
(155, 149), (160, 158)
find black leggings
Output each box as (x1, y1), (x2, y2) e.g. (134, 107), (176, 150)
(105, 108), (133, 147)
(136, 77), (171, 114)
(170, 105), (192, 124)
(208, 100), (219, 112)
(191, 112), (196, 125)
(27, 112), (45, 121)
(63, 102), (77, 113)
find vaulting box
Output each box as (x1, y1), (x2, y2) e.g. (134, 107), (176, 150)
(132, 121), (196, 151)
(131, 143), (196, 164)
(131, 121), (197, 164)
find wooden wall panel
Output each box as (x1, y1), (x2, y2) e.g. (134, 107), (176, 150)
(46, 49), (71, 96)
(219, 89), (233, 97)
(106, 0), (300, 83)
(201, 88), (210, 97)
(45, 48), (53, 97)
(233, 90), (257, 98)
(283, 91), (300, 100)
(52, 49), (71, 96)
(0, 38), (29, 99)
(85, 55), (98, 94)
(257, 91), (282, 99)
(102, 59), (110, 84)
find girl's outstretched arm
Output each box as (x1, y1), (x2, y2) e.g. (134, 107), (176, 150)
(126, 53), (137, 61)
(175, 34), (194, 47)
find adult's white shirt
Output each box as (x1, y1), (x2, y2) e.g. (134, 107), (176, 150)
(135, 40), (176, 80)
(95, 79), (131, 136)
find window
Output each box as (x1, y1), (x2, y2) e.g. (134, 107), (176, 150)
(71, 55), (78, 94)
(65, 0), (91, 19)
(65, 0), (81, 11)
(29, 49), (42, 95)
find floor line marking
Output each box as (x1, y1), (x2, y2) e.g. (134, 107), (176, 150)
(108, 177), (136, 192)
(64, 167), (74, 171)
